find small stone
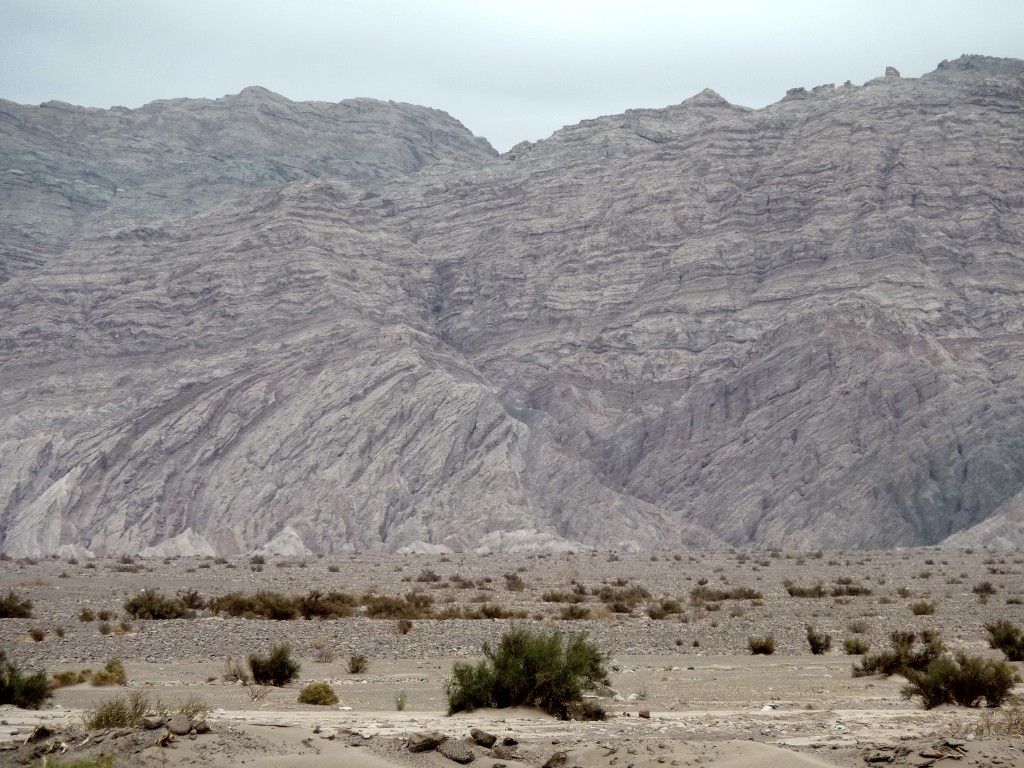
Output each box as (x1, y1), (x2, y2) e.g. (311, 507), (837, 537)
(492, 744), (516, 760)
(638, 710), (651, 719)
(470, 728), (497, 748)
(193, 720), (210, 734)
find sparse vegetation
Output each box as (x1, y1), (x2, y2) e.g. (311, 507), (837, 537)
(0, 651), (53, 708)
(0, 590), (33, 618)
(806, 626), (832, 655)
(843, 637), (871, 655)
(910, 599), (936, 615)
(783, 581), (827, 598)
(124, 588), (190, 619)
(248, 644), (300, 686)
(348, 654), (368, 674)
(297, 681), (339, 705)
(395, 689), (408, 711)
(987, 619), (1024, 661)
(902, 653), (1019, 709)
(748, 635), (776, 655)
(853, 630), (944, 677)
(445, 627), (608, 720)
(91, 659), (127, 686)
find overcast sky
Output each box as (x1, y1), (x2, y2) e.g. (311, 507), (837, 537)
(2, 1), (1022, 152)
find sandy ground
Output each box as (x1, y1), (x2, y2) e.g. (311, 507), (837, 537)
(1, 548), (1023, 766)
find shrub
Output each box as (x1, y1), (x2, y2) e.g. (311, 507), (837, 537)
(299, 590), (356, 619)
(748, 635), (775, 655)
(249, 644), (300, 686)
(783, 581), (826, 598)
(91, 659), (126, 686)
(843, 637), (871, 655)
(29, 628), (45, 642)
(853, 630), (944, 677)
(504, 573), (526, 591)
(297, 682), (338, 705)
(560, 604), (592, 620)
(124, 588), (189, 619)
(690, 585), (761, 603)
(53, 626), (65, 638)
(831, 583), (872, 597)
(395, 689), (408, 711)
(0, 652), (53, 708)
(910, 600), (936, 616)
(79, 608), (95, 622)
(83, 690), (150, 729)
(445, 628), (608, 720)
(97, 610), (112, 622)
(0, 591), (33, 618)
(806, 626), (832, 655)
(987, 620), (1024, 662)
(222, 657), (250, 684)
(348, 654), (368, 674)
(974, 581), (998, 596)
(396, 618), (413, 635)
(53, 670), (88, 688)
(98, 622), (112, 635)
(902, 653), (1020, 709)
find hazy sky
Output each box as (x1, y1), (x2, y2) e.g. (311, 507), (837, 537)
(2, 1), (1022, 152)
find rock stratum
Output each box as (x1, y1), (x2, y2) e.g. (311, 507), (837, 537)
(2, 55), (1023, 556)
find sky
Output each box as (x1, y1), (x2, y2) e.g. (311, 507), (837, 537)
(2, 1), (1022, 152)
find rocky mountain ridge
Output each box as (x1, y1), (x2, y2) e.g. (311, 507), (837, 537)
(2, 55), (1023, 556)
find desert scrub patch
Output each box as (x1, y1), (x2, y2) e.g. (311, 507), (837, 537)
(0, 651), (53, 709)
(348, 654), (368, 674)
(843, 637), (871, 655)
(91, 659), (127, 686)
(853, 630), (943, 677)
(0, 590), (33, 618)
(806, 626), (832, 655)
(748, 635), (775, 655)
(249, 644), (300, 686)
(83, 689), (150, 729)
(910, 599), (936, 615)
(559, 604), (591, 620)
(446, 627), (608, 721)
(783, 580), (827, 598)
(297, 682), (339, 705)
(987, 619), (1024, 661)
(902, 653), (1020, 709)
(690, 585), (761, 603)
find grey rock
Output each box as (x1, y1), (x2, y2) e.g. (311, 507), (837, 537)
(491, 745), (517, 760)
(193, 720), (210, 734)
(438, 738), (475, 764)
(543, 751), (568, 768)
(166, 714), (191, 735)
(470, 728), (497, 748)
(141, 715), (166, 730)
(407, 731), (443, 753)
(2, 56), (1024, 555)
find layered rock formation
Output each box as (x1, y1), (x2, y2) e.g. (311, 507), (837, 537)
(2, 56), (1023, 555)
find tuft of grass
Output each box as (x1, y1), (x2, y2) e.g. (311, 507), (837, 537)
(83, 690), (150, 729)
(0, 590), (33, 618)
(910, 599), (936, 615)
(29, 627), (45, 642)
(806, 626), (832, 655)
(91, 659), (127, 686)
(297, 682), (339, 705)
(395, 689), (408, 711)
(348, 654), (368, 674)
(843, 637), (871, 655)
(748, 635), (776, 655)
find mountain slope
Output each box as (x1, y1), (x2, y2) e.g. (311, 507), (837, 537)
(1, 56), (1023, 555)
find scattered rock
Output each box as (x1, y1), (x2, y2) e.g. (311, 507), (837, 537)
(470, 728), (497, 748)
(439, 738), (475, 764)
(166, 714), (191, 736)
(492, 744), (517, 760)
(142, 716), (166, 730)
(407, 731), (443, 753)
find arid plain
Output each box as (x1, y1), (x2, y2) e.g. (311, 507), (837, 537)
(0, 547), (1023, 766)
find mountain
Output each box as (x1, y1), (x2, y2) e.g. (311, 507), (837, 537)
(2, 55), (1023, 556)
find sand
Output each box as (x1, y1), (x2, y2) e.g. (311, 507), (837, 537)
(1, 548), (1023, 766)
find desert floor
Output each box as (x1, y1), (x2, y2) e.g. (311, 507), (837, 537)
(1, 547), (1023, 766)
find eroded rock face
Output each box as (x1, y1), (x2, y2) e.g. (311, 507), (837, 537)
(2, 56), (1024, 555)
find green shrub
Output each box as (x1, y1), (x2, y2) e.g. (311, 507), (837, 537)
(0, 591), (33, 618)
(843, 637), (871, 655)
(902, 652), (1020, 709)
(124, 588), (189, 619)
(298, 590), (356, 619)
(297, 681), (338, 705)
(806, 626), (832, 655)
(348, 654), (368, 674)
(910, 600), (936, 616)
(53, 670), (88, 688)
(445, 628), (608, 720)
(84, 689), (150, 729)
(783, 581), (826, 598)
(249, 644), (300, 686)
(748, 635), (775, 655)
(0, 652), (53, 708)
(853, 630), (943, 677)
(987, 619), (1024, 662)
(91, 659), (127, 686)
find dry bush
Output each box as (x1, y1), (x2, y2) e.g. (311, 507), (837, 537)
(748, 635), (775, 655)
(396, 618), (414, 635)
(783, 581), (826, 598)
(910, 599), (936, 615)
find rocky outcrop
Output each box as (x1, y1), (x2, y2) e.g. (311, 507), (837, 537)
(1, 56), (1023, 554)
